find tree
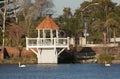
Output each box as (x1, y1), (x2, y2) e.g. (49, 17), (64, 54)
(8, 23), (26, 57)
(92, 0), (118, 44)
(0, 0), (9, 47)
(57, 7), (82, 47)
(74, 0), (119, 44)
(67, 18), (82, 47)
(19, 0), (54, 37)
(105, 18), (119, 45)
(0, 0), (54, 47)
(9, 0), (20, 23)
(63, 7), (72, 18)
(90, 20), (105, 43)
(0, 0), (20, 47)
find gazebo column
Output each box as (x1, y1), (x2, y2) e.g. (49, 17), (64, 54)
(37, 30), (40, 46)
(50, 29), (53, 44)
(56, 29), (59, 44)
(56, 29), (58, 38)
(43, 29), (46, 38)
(42, 29), (46, 44)
(38, 30), (40, 38)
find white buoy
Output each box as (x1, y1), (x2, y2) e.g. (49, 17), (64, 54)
(19, 62), (26, 67)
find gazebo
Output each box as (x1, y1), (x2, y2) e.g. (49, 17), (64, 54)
(26, 16), (69, 63)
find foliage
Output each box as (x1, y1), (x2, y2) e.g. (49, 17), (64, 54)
(97, 53), (112, 64)
(63, 7), (72, 18)
(57, 15), (83, 47)
(0, 0), (54, 46)
(73, 0), (120, 44)
(8, 24), (26, 47)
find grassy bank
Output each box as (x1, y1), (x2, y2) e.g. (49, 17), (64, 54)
(0, 57), (37, 64)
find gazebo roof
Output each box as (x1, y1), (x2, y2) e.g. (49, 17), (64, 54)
(36, 16), (59, 30)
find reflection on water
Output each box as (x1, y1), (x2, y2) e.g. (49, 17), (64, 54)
(0, 64), (120, 79)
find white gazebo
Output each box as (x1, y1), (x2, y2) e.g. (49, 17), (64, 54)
(26, 16), (69, 63)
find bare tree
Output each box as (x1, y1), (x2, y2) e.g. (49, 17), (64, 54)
(0, 0), (8, 47)
(12, 0), (20, 23)
(19, 0), (54, 37)
(9, 24), (26, 46)
(0, 0), (20, 47)
(8, 24), (26, 57)
(34, 0), (54, 17)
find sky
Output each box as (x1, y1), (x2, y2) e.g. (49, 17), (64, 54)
(52, 0), (120, 17)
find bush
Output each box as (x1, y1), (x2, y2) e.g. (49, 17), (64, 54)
(97, 53), (112, 64)
(11, 57), (19, 64)
(21, 39), (26, 47)
(116, 53), (120, 60)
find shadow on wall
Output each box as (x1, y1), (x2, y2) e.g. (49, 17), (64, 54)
(74, 47), (96, 60)
(78, 47), (96, 56)
(58, 47), (96, 63)
(2, 48), (10, 59)
(58, 49), (75, 64)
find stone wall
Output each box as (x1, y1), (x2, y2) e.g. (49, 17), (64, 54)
(77, 46), (120, 55)
(0, 47), (120, 59)
(0, 47), (34, 59)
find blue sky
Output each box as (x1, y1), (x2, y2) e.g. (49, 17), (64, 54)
(52, 0), (120, 17)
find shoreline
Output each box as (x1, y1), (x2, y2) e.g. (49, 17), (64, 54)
(0, 59), (120, 65)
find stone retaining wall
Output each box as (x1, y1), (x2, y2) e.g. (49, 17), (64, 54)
(77, 46), (120, 54)
(0, 47), (120, 59)
(0, 47), (34, 59)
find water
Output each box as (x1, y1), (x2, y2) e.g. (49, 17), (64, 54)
(0, 64), (120, 79)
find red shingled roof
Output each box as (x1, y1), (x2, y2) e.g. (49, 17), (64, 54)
(36, 16), (59, 30)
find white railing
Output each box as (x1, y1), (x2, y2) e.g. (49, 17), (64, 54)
(83, 43), (118, 47)
(26, 37), (69, 50)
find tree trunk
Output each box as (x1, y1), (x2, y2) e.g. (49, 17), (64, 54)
(2, 0), (8, 47)
(113, 29), (116, 46)
(17, 46), (23, 58)
(103, 32), (107, 45)
(13, 0), (18, 24)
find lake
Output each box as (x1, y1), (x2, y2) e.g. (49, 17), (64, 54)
(0, 64), (120, 79)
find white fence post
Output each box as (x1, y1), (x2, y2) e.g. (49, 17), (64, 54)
(67, 37), (70, 50)
(26, 37), (28, 50)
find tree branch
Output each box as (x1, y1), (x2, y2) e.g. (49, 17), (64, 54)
(0, 8), (3, 15)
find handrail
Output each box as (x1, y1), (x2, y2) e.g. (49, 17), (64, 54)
(26, 37), (69, 49)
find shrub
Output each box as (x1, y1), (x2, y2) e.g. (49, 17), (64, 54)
(97, 53), (112, 64)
